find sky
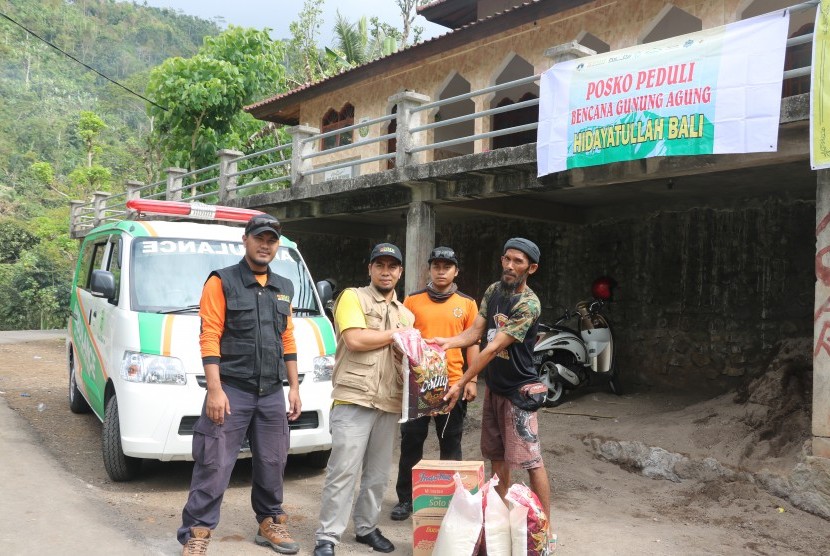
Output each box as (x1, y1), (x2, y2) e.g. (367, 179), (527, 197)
(136, 0), (449, 45)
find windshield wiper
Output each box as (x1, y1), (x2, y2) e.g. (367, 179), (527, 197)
(159, 304), (200, 314)
(292, 307), (320, 316)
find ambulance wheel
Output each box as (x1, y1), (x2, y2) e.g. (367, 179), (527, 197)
(306, 449), (331, 469)
(103, 395), (142, 481)
(68, 351), (91, 414)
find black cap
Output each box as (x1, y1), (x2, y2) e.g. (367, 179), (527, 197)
(504, 237), (540, 263)
(245, 214), (281, 238)
(428, 246), (459, 266)
(370, 242), (403, 264)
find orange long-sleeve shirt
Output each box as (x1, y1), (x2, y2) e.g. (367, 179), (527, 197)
(199, 274), (296, 363)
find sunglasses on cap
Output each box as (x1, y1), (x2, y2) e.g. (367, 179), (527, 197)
(245, 216), (282, 237)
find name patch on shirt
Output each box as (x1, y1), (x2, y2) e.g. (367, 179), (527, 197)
(276, 294), (291, 303)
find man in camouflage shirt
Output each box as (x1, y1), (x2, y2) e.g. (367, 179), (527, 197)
(438, 238), (550, 528)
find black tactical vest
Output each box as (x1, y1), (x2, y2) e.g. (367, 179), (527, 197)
(212, 259), (293, 395)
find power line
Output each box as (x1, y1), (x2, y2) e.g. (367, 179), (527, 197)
(0, 10), (168, 111)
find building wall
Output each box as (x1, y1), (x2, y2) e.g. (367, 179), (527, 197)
(291, 194), (814, 393)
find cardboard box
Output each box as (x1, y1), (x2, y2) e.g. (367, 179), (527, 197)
(412, 513), (443, 556)
(411, 459), (485, 516)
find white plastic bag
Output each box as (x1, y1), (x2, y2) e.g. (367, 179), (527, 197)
(433, 473), (483, 556)
(509, 503), (530, 556)
(483, 474), (512, 556)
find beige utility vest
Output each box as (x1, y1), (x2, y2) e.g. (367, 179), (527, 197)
(331, 285), (414, 414)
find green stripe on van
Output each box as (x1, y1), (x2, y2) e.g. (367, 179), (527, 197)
(137, 312), (165, 355)
(310, 316), (336, 355)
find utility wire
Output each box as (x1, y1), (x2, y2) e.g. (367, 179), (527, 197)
(0, 10), (168, 111)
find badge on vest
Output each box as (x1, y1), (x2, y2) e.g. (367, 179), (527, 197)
(276, 294), (291, 303)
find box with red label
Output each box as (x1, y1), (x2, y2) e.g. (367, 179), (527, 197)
(411, 459), (485, 516)
(412, 513), (443, 556)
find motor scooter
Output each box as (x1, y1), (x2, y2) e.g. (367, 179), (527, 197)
(533, 277), (621, 406)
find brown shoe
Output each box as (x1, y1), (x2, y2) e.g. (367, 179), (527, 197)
(182, 527), (211, 555)
(255, 515), (299, 554)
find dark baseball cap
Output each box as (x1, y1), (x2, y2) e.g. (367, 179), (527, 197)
(245, 214), (281, 238)
(428, 246), (458, 266)
(370, 242), (403, 264)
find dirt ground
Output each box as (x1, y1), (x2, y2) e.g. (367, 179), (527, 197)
(1, 333), (828, 555)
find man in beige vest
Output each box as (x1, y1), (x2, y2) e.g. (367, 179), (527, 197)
(313, 243), (414, 556)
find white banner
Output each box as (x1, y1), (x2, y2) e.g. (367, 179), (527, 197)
(537, 11), (790, 176)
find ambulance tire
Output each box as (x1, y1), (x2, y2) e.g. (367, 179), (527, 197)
(306, 449), (331, 469)
(68, 351), (91, 414)
(103, 395), (142, 481)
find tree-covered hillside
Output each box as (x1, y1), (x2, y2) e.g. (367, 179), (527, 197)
(0, 0), (219, 329)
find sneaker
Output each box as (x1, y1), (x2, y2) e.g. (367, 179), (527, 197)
(182, 527), (211, 556)
(255, 515), (300, 554)
(390, 501), (412, 521)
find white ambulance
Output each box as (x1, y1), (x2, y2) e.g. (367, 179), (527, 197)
(67, 200), (336, 481)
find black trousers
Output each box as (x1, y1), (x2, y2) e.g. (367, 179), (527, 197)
(394, 400), (467, 503)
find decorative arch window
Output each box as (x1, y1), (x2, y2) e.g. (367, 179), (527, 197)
(321, 103), (355, 150)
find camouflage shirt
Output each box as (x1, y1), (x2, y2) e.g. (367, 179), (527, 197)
(478, 282), (541, 396)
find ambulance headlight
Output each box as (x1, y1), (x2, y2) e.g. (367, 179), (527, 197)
(312, 355), (334, 382)
(121, 352), (187, 385)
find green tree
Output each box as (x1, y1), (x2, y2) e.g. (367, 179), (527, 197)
(146, 27), (285, 170)
(77, 111), (107, 168)
(0, 219), (39, 264)
(396, 0), (430, 47)
(68, 165), (112, 197)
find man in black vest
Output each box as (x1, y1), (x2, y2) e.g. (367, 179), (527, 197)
(178, 214), (302, 556)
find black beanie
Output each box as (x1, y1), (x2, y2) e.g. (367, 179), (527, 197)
(503, 237), (540, 264)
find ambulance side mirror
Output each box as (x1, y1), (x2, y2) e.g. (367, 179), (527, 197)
(90, 269), (116, 301)
(316, 279), (333, 308)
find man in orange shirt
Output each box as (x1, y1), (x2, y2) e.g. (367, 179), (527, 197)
(178, 214), (302, 556)
(389, 246), (480, 521)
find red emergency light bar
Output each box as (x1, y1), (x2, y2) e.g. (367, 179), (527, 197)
(126, 199), (264, 223)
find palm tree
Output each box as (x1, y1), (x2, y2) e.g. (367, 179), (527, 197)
(329, 13), (397, 68)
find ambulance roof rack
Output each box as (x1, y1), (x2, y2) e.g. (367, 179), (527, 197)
(126, 199), (264, 224)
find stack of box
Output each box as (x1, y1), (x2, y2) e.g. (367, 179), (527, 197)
(411, 460), (485, 556)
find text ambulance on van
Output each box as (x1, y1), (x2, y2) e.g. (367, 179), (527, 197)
(67, 200), (336, 481)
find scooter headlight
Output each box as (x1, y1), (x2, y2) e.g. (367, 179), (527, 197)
(121, 351), (187, 385)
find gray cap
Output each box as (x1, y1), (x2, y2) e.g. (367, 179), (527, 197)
(503, 237), (540, 263)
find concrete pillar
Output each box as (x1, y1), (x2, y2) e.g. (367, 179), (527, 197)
(404, 190), (436, 295)
(814, 168), (830, 458)
(124, 180), (143, 218)
(125, 180), (143, 202)
(391, 91), (431, 167)
(69, 200), (85, 238)
(544, 41), (596, 65)
(165, 167), (187, 201)
(217, 149), (243, 202)
(91, 191), (109, 227)
(287, 125), (319, 187)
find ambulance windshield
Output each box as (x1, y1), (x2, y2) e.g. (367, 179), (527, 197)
(130, 238), (320, 315)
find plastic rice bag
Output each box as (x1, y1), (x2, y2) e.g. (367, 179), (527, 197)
(505, 483), (549, 556)
(393, 329), (450, 421)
